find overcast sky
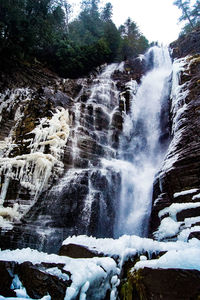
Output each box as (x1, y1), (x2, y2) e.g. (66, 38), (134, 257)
(110, 0), (183, 45)
(71, 0), (184, 45)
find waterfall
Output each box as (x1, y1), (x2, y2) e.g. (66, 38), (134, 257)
(114, 46), (172, 237)
(0, 46), (173, 252)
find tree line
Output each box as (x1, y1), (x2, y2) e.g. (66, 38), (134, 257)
(0, 0), (149, 78)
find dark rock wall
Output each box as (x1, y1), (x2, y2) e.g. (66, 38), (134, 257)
(149, 29), (200, 241)
(170, 26), (200, 59)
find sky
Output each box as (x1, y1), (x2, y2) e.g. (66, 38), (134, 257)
(110, 0), (183, 45)
(71, 0), (184, 45)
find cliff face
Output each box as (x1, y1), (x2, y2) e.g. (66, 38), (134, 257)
(149, 29), (200, 242)
(0, 57), (145, 252)
(1, 30), (200, 300)
(0, 28), (200, 254)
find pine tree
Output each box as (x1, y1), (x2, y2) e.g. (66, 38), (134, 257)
(101, 2), (113, 21)
(173, 0), (194, 28)
(191, 1), (200, 26)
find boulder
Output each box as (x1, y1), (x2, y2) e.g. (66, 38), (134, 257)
(59, 243), (103, 258)
(123, 267), (200, 300)
(17, 262), (71, 300)
(188, 231), (200, 241)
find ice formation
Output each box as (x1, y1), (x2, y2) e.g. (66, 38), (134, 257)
(0, 88), (31, 123)
(0, 107), (70, 203)
(0, 88), (70, 227)
(161, 56), (189, 174)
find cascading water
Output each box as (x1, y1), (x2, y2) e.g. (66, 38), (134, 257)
(114, 46), (172, 237)
(0, 46), (173, 253)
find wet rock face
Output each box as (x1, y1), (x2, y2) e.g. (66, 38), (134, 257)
(149, 48), (200, 240)
(113, 57), (146, 87)
(0, 60), (144, 252)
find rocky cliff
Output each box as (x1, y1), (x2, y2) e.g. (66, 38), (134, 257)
(0, 57), (146, 253)
(0, 28), (200, 300)
(149, 28), (200, 242)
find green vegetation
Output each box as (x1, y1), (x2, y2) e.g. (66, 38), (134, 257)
(173, 0), (200, 34)
(0, 0), (149, 78)
(120, 268), (147, 300)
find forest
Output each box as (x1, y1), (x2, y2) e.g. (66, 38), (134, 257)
(0, 0), (199, 78)
(0, 0), (149, 78)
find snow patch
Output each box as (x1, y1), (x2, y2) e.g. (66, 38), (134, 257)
(154, 217), (180, 240)
(133, 247), (200, 271)
(174, 189), (199, 198)
(0, 247), (119, 300)
(193, 193), (200, 200)
(178, 226), (200, 242)
(159, 202), (200, 219)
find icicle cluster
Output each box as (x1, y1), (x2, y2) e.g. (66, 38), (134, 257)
(170, 57), (189, 134)
(0, 107), (70, 205)
(160, 56), (189, 174)
(0, 88), (31, 123)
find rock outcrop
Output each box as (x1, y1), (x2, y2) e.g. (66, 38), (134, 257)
(170, 26), (200, 59)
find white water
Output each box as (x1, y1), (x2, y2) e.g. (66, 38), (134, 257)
(115, 46), (172, 237)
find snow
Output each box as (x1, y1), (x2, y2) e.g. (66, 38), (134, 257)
(159, 202), (200, 219)
(154, 217), (180, 240)
(178, 226), (200, 242)
(133, 247), (200, 271)
(155, 212), (200, 242)
(192, 193), (200, 200)
(174, 188), (199, 198)
(0, 247), (119, 300)
(160, 56), (189, 174)
(184, 216), (200, 227)
(1, 234), (200, 299)
(46, 267), (70, 281)
(62, 235), (200, 261)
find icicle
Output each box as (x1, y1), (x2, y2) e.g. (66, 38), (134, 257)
(0, 105), (70, 205)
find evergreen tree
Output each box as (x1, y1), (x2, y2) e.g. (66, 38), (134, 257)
(173, 0), (194, 28)
(101, 2), (113, 21)
(59, 0), (73, 33)
(118, 18), (149, 60)
(191, 1), (200, 26)
(0, 0), (149, 78)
